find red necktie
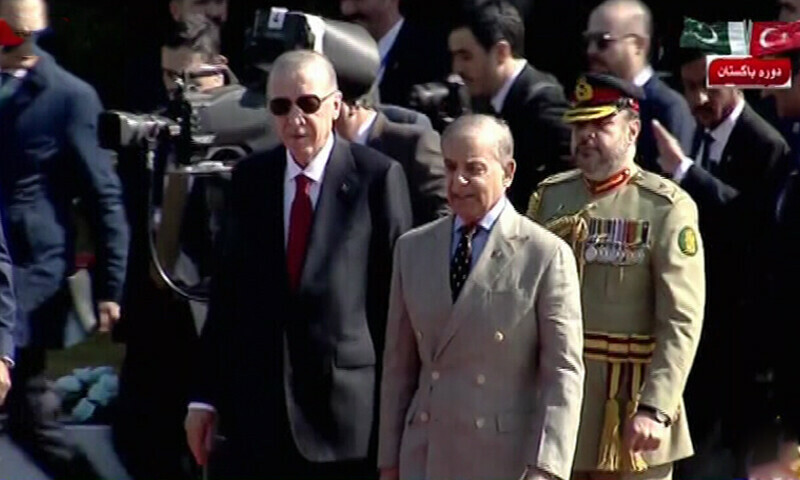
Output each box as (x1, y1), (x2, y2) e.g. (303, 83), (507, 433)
(287, 174), (313, 291)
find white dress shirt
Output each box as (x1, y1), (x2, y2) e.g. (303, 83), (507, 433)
(673, 97), (745, 183)
(632, 65), (654, 87)
(283, 134), (335, 246)
(491, 59), (527, 114)
(376, 18), (405, 85)
(188, 134), (336, 414)
(353, 111), (379, 146)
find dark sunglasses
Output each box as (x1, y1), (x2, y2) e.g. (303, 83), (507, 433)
(583, 32), (640, 51)
(268, 90), (338, 116)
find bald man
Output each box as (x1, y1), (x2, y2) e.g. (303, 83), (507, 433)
(378, 114), (584, 480)
(585, 0), (695, 173)
(185, 50), (413, 479)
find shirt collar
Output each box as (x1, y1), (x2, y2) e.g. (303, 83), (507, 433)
(706, 97), (745, 146)
(285, 134), (335, 184)
(491, 59), (527, 113)
(377, 17), (405, 63)
(454, 196), (508, 233)
(354, 110), (379, 145)
(632, 65), (654, 87)
(0, 68), (27, 79)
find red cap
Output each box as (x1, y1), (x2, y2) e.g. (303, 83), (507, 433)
(0, 20), (24, 47)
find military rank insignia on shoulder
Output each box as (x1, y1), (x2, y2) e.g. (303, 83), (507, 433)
(538, 169), (582, 187)
(631, 170), (679, 203)
(582, 217), (650, 265)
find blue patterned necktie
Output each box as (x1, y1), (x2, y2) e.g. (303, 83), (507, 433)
(450, 225), (476, 302)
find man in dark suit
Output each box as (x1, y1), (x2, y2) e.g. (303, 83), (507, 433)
(0, 0), (129, 478)
(185, 49), (413, 479)
(339, 0), (449, 109)
(449, 0), (571, 212)
(586, 0), (696, 173)
(335, 90), (448, 225)
(652, 49), (789, 478)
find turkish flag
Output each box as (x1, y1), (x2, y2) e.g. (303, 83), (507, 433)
(0, 20), (22, 47)
(751, 21), (800, 57)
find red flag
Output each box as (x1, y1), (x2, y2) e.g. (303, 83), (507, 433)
(751, 21), (800, 57)
(0, 20), (22, 47)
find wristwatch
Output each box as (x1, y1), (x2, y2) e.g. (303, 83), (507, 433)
(637, 404), (671, 426)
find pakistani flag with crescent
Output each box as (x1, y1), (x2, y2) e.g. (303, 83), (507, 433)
(680, 17), (749, 55)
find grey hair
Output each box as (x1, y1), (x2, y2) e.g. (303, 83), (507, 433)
(267, 50), (338, 92)
(442, 114), (515, 165)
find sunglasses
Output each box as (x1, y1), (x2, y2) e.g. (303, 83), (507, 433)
(268, 90), (338, 116)
(583, 32), (640, 51)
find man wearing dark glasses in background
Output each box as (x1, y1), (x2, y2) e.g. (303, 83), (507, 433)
(585, 0), (695, 174)
(0, 0), (129, 478)
(185, 49), (412, 479)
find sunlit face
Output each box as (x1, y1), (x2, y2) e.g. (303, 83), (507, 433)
(170, 0), (228, 26)
(571, 111), (639, 180)
(449, 27), (501, 98)
(0, 0), (46, 70)
(443, 130), (515, 225)
(161, 46), (225, 96)
(585, 7), (642, 79)
(681, 57), (739, 129)
(267, 64), (342, 166)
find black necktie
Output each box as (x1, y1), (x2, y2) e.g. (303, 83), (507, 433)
(450, 225), (476, 302)
(700, 132), (715, 172)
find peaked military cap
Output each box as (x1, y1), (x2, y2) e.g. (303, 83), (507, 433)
(563, 73), (646, 123)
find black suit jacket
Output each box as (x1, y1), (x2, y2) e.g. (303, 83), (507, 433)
(495, 63), (571, 211)
(639, 75), (696, 173)
(679, 103), (789, 443)
(366, 112), (449, 225)
(378, 21), (450, 109)
(194, 137), (412, 463)
(0, 52), (129, 349)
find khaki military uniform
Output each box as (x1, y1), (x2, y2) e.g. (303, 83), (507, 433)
(527, 166), (705, 476)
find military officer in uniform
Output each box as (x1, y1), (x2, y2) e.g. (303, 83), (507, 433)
(527, 73), (705, 480)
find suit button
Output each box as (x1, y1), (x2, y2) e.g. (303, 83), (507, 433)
(476, 374), (486, 385)
(419, 412), (429, 423)
(431, 371), (440, 381)
(415, 330), (423, 341)
(475, 417), (485, 429)
(494, 331), (505, 342)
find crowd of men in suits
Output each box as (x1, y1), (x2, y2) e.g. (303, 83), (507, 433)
(2, 0), (800, 479)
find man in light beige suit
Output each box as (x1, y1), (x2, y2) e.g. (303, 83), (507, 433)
(378, 114), (585, 480)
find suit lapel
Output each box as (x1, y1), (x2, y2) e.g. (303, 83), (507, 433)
(718, 104), (750, 178)
(434, 207), (522, 360)
(366, 112), (387, 150)
(298, 137), (360, 290)
(0, 59), (46, 114)
(499, 64), (531, 118)
(254, 150), (289, 289)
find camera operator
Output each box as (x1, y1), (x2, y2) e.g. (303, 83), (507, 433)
(449, 0), (571, 211)
(112, 18), (228, 480)
(335, 87), (448, 226)
(339, 0), (449, 110)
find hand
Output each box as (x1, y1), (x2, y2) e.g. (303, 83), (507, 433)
(652, 119), (686, 176)
(623, 411), (666, 452)
(379, 467), (399, 480)
(0, 360), (11, 406)
(185, 409), (217, 466)
(97, 301), (121, 333)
